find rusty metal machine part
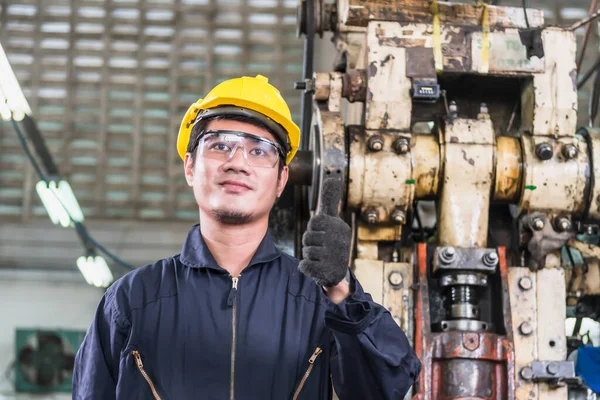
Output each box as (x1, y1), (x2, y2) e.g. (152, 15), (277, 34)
(292, 0), (600, 398)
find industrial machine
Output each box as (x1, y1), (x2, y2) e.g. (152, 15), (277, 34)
(287, 0), (600, 398)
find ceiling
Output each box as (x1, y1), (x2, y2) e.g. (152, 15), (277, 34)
(1, 0), (600, 278)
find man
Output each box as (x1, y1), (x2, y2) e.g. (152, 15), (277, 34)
(72, 75), (421, 400)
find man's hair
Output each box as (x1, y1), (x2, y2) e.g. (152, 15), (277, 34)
(187, 114), (286, 177)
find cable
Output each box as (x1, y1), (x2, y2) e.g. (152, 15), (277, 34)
(10, 117), (135, 272)
(522, 0), (530, 29)
(74, 222), (135, 271)
(11, 119), (46, 182)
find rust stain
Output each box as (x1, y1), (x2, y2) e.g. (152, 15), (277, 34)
(382, 111), (389, 129)
(381, 54), (394, 67)
(379, 37), (427, 47)
(461, 149), (475, 166)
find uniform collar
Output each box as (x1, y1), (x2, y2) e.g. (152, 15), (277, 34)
(179, 224), (281, 271)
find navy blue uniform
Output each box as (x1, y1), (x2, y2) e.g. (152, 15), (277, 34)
(73, 225), (420, 399)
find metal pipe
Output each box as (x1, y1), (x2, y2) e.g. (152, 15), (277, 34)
(576, 0), (599, 73)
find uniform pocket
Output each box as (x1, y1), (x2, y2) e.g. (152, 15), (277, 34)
(291, 346), (323, 400)
(131, 350), (167, 400)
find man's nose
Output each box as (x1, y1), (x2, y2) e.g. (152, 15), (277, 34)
(223, 144), (250, 171)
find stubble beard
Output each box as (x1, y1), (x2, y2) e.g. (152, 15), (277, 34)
(211, 209), (254, 225)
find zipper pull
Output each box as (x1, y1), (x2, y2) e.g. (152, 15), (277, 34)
(132, 350), (144, 369)
(309, 347), (323, 364)
(227, 275), (241, 307)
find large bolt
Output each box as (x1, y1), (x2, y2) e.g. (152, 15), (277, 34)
(391, 208), (406, 224)
(532, 218), (545, 231)
(519, 276), (533, 291)
(389, 271), (403, 286)
(520, 367), (534, 381)
(547, 362), (559, 375)
(440, 247), (456, 264)
(365, 208), (378, 224)
(480, 102), (488, 115)
(448, 100), (458, 118)
(535, 143), (553, 160)
(554, 217), (572, 232)
(482, 252), (499, 268)
(368, 135), (384, 152)
(562, 144), (578, 160)
(519, 321), (533, 336)
(393, 137), (410, 155)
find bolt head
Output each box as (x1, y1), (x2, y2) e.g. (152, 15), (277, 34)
(555, 217), (571, 232)
(365, 208), (378, 224)
(480, 277), (488, 285)
(440, 247), (456, 265)
(547, 362), (559, 375)
(483, 252), (499, 267)
(389, 271), (403, 286)
(368, 136), (384, 152)
(392, 209), (405, 224)
(519, 321), (533, 336)
(519, 276), (533, 290)
(535, 143), (553, 160)
(393, 138), (410, 154)
(532, 218), (545, 231)
(520, 367), (534, 380)
(562, 144), (578, 160)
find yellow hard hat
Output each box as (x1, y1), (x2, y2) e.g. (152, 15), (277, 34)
(177, 75), (300, 165)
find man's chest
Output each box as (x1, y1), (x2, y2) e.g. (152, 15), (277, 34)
(117, 276), (330, 400)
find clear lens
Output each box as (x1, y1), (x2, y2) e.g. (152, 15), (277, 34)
(198, 131), (280, 168)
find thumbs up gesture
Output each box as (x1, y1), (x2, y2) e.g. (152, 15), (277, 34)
(299, 178), (351, 288)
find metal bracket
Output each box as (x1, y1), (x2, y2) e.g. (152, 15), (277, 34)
(521, 360), (582, 387)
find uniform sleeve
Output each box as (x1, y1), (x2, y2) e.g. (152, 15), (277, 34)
(72, 290), (130, 400)
(325, 274), (421, 400)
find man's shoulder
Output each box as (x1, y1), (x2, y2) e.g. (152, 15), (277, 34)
(105, 255), (180, 320)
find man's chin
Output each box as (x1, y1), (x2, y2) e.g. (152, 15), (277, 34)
(211, 209), (254, 225)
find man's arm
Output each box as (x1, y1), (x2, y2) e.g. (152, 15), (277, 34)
(324, 271), (421, 400)
(72, 290), (128, 400)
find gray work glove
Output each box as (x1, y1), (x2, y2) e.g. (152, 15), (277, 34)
(299, 179), (351, 288)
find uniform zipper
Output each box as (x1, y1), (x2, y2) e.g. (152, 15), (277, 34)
(292, 347), (323, 400)
(132, 350), (162, 400)
(230, 275), (240, 400)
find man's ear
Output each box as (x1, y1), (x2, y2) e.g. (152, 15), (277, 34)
(277, 165), (289, 197)
(183, 153), (194, 187)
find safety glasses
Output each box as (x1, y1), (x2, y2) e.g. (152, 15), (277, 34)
(195, 130), (285, 168)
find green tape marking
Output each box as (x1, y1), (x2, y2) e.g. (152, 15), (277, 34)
(406, 179), (415, 185)
(524, 185), (537, 190)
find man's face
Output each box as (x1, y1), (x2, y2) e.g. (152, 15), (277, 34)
(184, 119), (289, 225)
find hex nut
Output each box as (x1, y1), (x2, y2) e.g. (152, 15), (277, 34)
(562, 144), (578, 160)
(389, 271), (403, 286)
(368, 135), (384, 152)
(393, 137), (410, 155)
(519, 321), (533, 336)
(535, 143), (553, 160)
(520, 367), (534, 380)
(391, 209), (406, 224)
(519, 276), (533, 291)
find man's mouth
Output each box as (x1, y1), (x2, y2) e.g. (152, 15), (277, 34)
(219, 180), (252, 193)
